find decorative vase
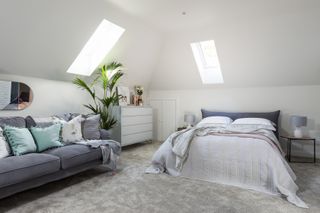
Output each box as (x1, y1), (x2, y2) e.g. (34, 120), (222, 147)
(133, 95), (139, 106)
(138, 95), (143, 106)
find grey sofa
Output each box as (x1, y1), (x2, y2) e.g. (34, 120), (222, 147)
(0, 116), (108, 199)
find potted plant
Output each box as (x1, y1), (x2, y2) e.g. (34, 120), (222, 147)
(73, 61), (124, 132)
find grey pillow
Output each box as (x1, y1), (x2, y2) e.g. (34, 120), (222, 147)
(69, 113), (81, 121)
(82, 114), (101, 140)
(54, 113), (72, 121)
(36, 122), (55, 128)
(25, 116), (37, 128)
(26, 116), (55, 128)
(0, 117), (26, 128)
(54, 113), (81, 121)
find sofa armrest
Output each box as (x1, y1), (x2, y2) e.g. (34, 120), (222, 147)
(100, 129), (111, 140)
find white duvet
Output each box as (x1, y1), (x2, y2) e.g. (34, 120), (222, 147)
(146, 126), (307, 208)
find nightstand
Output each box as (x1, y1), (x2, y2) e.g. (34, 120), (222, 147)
(280, 135), (316, 163)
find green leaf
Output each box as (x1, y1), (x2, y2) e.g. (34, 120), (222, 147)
(105, 61), (123, 71)
(83, 104), (98, 114)
(109, 71), (124, 92)
(73, 78), (96, 100)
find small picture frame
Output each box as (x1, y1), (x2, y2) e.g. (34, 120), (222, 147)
(116, 86), (130, 106)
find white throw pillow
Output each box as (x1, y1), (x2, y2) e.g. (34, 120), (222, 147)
(0, 127), (11, 158)
(59, 115), (83, 143)
(197, 116), (233, 127)
(231, 118), (276, 131)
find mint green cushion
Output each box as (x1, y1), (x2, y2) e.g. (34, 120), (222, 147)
(30, 124), (63, 152)
(4, 126), (37, 156)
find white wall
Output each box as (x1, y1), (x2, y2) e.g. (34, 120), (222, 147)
(148, 85), (320, 158)
(0, 74), (90, 117)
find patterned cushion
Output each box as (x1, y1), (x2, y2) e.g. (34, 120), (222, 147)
(59, 115), (83, 143)
(0, 127), (10, 158)
(4, 126), (37, 156)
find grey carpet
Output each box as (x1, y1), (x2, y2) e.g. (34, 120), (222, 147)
(0, 142), (319, 213)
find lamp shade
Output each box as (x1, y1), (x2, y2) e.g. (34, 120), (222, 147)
(184, 114), (195, 124)
(290, 116), (307, 127)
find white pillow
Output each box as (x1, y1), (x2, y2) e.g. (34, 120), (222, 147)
(0, 127), (11, 158)
(197, 116), (233, 127)
(231, 118), (276, 131)
(59, 115), (83, 143)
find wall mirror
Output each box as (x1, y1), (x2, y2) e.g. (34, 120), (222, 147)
(0, 80), (33, 110)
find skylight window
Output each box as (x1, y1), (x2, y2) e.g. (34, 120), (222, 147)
(67, 19), (125, 76)
(190, 40), (223, 84)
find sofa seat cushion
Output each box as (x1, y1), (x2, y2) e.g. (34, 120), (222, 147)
(0, 153), (60, 188)
(44, 144), (102, 169)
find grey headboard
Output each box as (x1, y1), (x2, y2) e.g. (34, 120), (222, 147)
(201, 109), (280, 138)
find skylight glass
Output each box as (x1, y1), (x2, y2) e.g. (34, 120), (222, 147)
(67, 19), (125, 76)
(191, 40), (223, 84)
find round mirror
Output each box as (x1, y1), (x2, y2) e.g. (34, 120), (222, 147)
(0, 80), (33, 110)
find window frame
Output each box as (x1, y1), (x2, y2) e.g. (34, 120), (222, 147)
(66, 19), (125, 76)
(190, 40), (223, 84)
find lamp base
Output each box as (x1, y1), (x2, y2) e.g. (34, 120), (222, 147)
(293, 128), (303, 138)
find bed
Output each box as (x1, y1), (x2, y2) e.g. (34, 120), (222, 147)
(146, 110), (307, 208)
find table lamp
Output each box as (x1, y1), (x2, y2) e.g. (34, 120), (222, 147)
(290, 115), (307, 138)
(184, 114), (195, 128)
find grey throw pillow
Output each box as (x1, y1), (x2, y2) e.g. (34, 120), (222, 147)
(55, 113), (81, 121)
(25, 116), (37, 128)
(0, 117), (26, 129)
(82, 114), (101, 140)
(30, 116), (56, 128)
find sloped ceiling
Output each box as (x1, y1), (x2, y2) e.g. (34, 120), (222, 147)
(108, 0), (320, 89)
(1, 0), (320, 90)
(0, 0), (163, 88)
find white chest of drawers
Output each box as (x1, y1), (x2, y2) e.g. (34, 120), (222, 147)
(111, 106), (153, 147)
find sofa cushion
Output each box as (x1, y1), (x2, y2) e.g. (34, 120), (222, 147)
(44, 144), (102, 169)
(32, 117), (56, 128)
(30, 124), (64, 152)
(0, 127), (11, 158)
(82, 114), (101, 140)
(54, 113), (81, 121)
(25, 115), (37, 128)
(4, 126), (37, 156)
(58, 116), (83, 143)
(0, 117), (26, 128)
(0, 153), (60, 188)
